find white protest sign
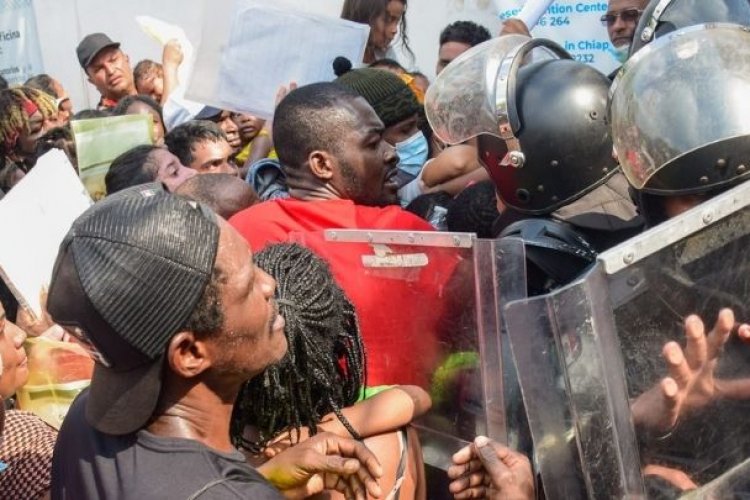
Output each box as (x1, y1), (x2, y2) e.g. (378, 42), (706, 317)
(187, 0), (369, 119)
(0, 150), (93, 318)
(495, 0), (619, 75)
(0, 0), (43, 85)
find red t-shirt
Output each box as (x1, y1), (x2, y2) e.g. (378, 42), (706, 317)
(230, 199), (451, 387)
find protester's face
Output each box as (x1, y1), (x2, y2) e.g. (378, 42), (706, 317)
(51, 79), (73, 124)
(189, 138), (239, 176)
(662, 194), (706, 219)
(149, 148), (197, 191)
(126, 101), (165, 146)
(86, 47), (134, 99)
(136, 72), (164, 103)
(605, 0), (647, 47)
(57, 99), (73, 125)
(209, 220), (287, 380)
(0, 303), (29, 399)
(334, 97), (399, 206)
(214, 111), (242, 154)
(383, 113), (419, 146)
(231, 113), (265, 143)
(437, 41), (471, 74)
(371, 0), (404, 51)
(17, 110), (52, 158)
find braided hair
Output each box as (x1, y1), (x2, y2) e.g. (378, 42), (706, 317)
(0, 87), (56, 156)
(231, 243), (366, 453)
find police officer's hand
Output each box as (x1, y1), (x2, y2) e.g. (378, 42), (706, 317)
(631, 308), (749, 433)
(448, 436), (534, 499)
(257, 432), (382, 500)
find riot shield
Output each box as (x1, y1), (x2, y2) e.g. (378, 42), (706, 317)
(505, 179), (750, 498)
(290, 230), (522, 496)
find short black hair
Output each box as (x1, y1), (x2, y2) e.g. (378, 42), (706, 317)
(112, 94), (164, 128)
(73, 109), (110, 120)
(439, 20), (492, 47)
(446, 180), (500, 238)
(105, 144), (161, 194)
(24, 74), (59, 98)
(272, 82), (362, 171)
(175, 173), (258, 219)
(165, 120), (226, 167)
(133, 59), (161, 84)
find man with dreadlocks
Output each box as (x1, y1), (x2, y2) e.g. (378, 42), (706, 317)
(232, 243), (430, 500)
(0, 87), (59, 188)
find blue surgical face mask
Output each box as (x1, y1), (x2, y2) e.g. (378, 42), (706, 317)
(610, 44), (631, 64)
(395, 131), (429, 180)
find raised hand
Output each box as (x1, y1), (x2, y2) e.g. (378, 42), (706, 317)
(631, 308), (748, 433)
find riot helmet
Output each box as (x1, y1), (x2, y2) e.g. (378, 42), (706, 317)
(499, 218), (597, 295)
(630, 0), (750, 55)
(610, 23), (750, 207)
(426, 37), (617, 215)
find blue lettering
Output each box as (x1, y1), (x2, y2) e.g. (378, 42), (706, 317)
(576, 2), (608, 13)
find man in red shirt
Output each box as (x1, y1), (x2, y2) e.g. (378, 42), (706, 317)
(230, 83), (447, 387)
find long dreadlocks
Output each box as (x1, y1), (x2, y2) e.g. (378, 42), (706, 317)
(0, 87), (56, 157)
(231, 243), (367, 453)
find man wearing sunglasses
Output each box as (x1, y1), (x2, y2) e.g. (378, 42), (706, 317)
(602, 0), (648, 62)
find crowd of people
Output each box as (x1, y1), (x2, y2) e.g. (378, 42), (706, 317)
(1, 0), (750, 498)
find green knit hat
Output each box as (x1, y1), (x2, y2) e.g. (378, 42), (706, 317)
(335, 68), (421, 128)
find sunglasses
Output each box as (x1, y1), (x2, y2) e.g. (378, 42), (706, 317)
(600, 9), (643, 26)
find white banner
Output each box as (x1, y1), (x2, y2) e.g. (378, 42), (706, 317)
(494, 0), (619, 75)
(0, 0), (43, 85)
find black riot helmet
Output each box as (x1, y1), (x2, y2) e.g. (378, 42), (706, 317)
(611, 24), (750, 207)
(425, 37), (617, 215)
(630, 0), (750, 55)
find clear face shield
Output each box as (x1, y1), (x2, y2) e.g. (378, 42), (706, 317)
(611, 24), (750, 194)
(425, 34), (563, 162)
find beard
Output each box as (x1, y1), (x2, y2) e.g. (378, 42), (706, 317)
(339, 159), (398, 207)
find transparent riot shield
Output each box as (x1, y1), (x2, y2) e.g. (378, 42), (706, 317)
(505, 179), (750, 498)
(289, 230), (522, 497)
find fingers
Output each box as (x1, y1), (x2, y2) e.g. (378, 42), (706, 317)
(448, 469), (488, 493)
(452, 485), (488, 499)
(448, 457), (483, 479)
(683, 315), (707, 370)
(707, 308), (734, 359)
(315, 434), (382, 498)
(738, 323), (750, 342)
(451, 443), (474, 465)
(662, 341), (691, 390)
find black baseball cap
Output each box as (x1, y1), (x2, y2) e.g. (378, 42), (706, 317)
(77, 33), (121, 70)
(48, 183), (220, 435)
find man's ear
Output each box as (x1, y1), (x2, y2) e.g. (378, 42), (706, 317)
(308, 150), (335, 181)
(166, 331), (212, 379)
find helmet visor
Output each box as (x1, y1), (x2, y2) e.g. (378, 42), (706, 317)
(425, 35), (531, 145)
(611, 24), (750, 190)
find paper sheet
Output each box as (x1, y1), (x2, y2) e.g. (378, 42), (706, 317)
(188, 0), (369, 119)
(71, 114), (153, 200)
(515, 0), (555, 29)
(0, 149), (92, 318)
